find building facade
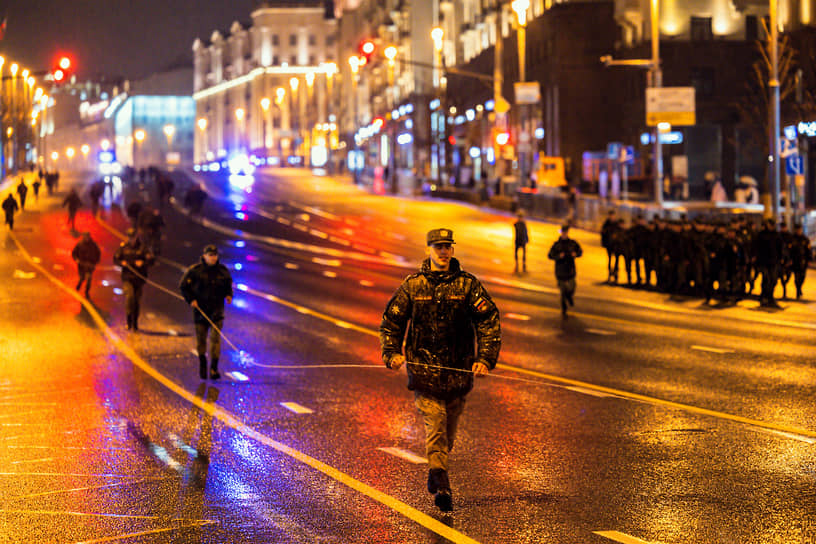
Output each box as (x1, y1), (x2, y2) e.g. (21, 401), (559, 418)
(192, 1), (339, 168)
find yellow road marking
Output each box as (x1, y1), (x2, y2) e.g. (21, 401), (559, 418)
(11, 231), (483, 544)
(594, 530), (655, 544)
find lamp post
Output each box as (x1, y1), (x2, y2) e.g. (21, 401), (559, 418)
(601, 0), (662, 205)
(276, 87), (287, 159)
(431, 27), (445, 183)
(260, 98), (271, 156)
(234, 108), (245, 153)
(769, 0), (781, 222)
(197, 117), (208, 163)
(289, 77), (300, 161)
(511, 0), (530, 188)
(163, 124), (175, 168)
(348, 55), (361, 182)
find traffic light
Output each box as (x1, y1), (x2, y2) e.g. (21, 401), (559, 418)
(52, 55), (73, 84)
(359, 39), (376, 63)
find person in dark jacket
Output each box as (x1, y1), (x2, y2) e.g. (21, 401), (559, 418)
(71, 232), (101, 297)
(2, 193), (18, 229)
(380, 228), (501, 513)
(548, 224), (583, 316)
(180, 244), (233, 380)
(513, 210), (529, 274)
(790, 224), (811, 300)
(16, 179), (28, 210)
(113, 228), (155, 330)
(62, 188), (82, 231)
(753, 218), (782, 307)
(600, 210), (618, 282)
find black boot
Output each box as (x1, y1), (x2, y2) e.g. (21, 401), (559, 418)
(199, 355), (207, 380)
(427, 468), (447, 494)
(209, 357), (221, 380)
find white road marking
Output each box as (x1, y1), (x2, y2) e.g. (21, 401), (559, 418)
(504, 313), (531, 321)
(52, 264), (64, 271)
(359, 280), (374, 287)
(11, 458), (53, 465)
(377, 447), (427, 464)
(329, 236), (351, 246)
(334, 320), (353, 329)
(293, 224), (309, 232)
(280, 402), (314, 414)
(226, 371), (250, 382)
(322, 271), (337, 278)
(284, 263), (299, 270)
(586, 328), (617, 336)
(594, 531), (654, 544)
(13, 270), (36, 279)
(276, 217), (291, 226)
(309, 229), (328, 239)
(691, 345), (734, 354)
(146, 313), (156, 319)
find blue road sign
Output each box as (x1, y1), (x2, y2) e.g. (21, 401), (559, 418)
(785, 155), (803, 176)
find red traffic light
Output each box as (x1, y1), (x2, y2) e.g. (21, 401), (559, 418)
(52, 55), (74, 84)
(359, 39), (376, 61)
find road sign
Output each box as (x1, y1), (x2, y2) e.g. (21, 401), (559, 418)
(621, 146), (635, 164)
(607, 142), (622, 160)
(786, 155), (804, 175)
(646, 87), (696, 126)
(780, 138), (798, 158)
(514, 82), (541, 104)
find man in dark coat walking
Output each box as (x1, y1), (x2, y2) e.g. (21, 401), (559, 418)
(380, 228), (501, 513)
(16, 179), (28, 210)
(113, 228), (155, 330)
(62, 188), (82, 231)
(548, 224), (583, 316)
(71, 232), (101, 297)
(754, 218), (783, 307)
(2, 193), (18, 229)
(513, 210), (529, 274)
(180, 245), (233, 380)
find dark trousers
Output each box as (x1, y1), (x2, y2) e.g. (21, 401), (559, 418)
(514, 244), (526, 272)
(4, 213), (12, 229)
(557, 278), (576, 312)
(758, 265), (778, 302)
(195, 317), (224, 362)
(76, 264), (95, 293)
(123, 281), (144, 320)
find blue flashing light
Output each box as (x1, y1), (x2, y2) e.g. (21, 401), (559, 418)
(535, 127), (545, 140)
(193, 164), (201, 172)
(469, 146), (481, 159)
(236, 283), (249, 291)
(397, 133), (413, 145)
(485, 99), (495, 111)
(235, 240), (246, 248)
(234, 263), (243, 270)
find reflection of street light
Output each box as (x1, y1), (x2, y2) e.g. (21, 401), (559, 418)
(163, 124), (175, 147)
(101, 138), (111, 151)
(196, 117), (208, 162)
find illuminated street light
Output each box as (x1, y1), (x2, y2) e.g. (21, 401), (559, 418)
(101, 139), (111, 151)
(81, 144), (90, 157)
(289, 77), (299, 93)
(51, 151), (59, 161)
(197, 117), (208, 131)
(66, 147), (75, 159)
(275, 87), (286, 104)
(260, 97), (271, 112)
(134, 129), (146, 142)
(22, 68), (29, 79)
(234, 108), (245, 121)
(10, 63), (18, 76)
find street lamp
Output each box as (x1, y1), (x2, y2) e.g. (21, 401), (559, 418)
(134, 129), (146, 167)
(431, 27), (447, 183)
(234, 108), (245, 152)
(260, 98), (271, 153)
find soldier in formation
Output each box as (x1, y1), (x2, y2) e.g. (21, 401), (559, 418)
(601, 214), (810, 305)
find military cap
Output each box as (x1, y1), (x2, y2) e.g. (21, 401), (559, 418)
(203, 244), (219, 255)
(426, 228), (455, 246)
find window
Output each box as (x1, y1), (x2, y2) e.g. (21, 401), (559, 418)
(273, 55), (279, 65)
(291, 55), (297, 65)
(309, 34), (316, 46)
(309, 55), (315, 65)
(326, 35), (335, 47)
(690, 16), (713, 41)
(289, 34), (297, 46)
(272, 34), (279, 46)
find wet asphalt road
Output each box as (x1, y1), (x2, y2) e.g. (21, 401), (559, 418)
(1, 168), (814, 543)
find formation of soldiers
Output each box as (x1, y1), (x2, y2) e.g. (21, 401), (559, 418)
(601, 210), (812, 306)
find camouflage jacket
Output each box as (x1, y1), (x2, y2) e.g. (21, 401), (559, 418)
(380, 258), (501, 400)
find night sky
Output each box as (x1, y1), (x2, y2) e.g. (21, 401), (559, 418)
(0, 0), (262, 80)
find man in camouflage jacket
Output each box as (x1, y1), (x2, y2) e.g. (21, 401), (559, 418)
(380, 228), (501, 512)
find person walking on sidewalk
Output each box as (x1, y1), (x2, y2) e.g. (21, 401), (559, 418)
(548, 224), (583, 317)
(180, 245), (233, 380)
(513, 210), (529, 275)
(16, 178), (28, 210)
(2, 193), (18, 230)
(71, 232), (101, 297)
(62, 188), (82, 231)
(113, 228), (155, 330)
(32, 178), (41, 203)
(380, 228), (501, 513)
